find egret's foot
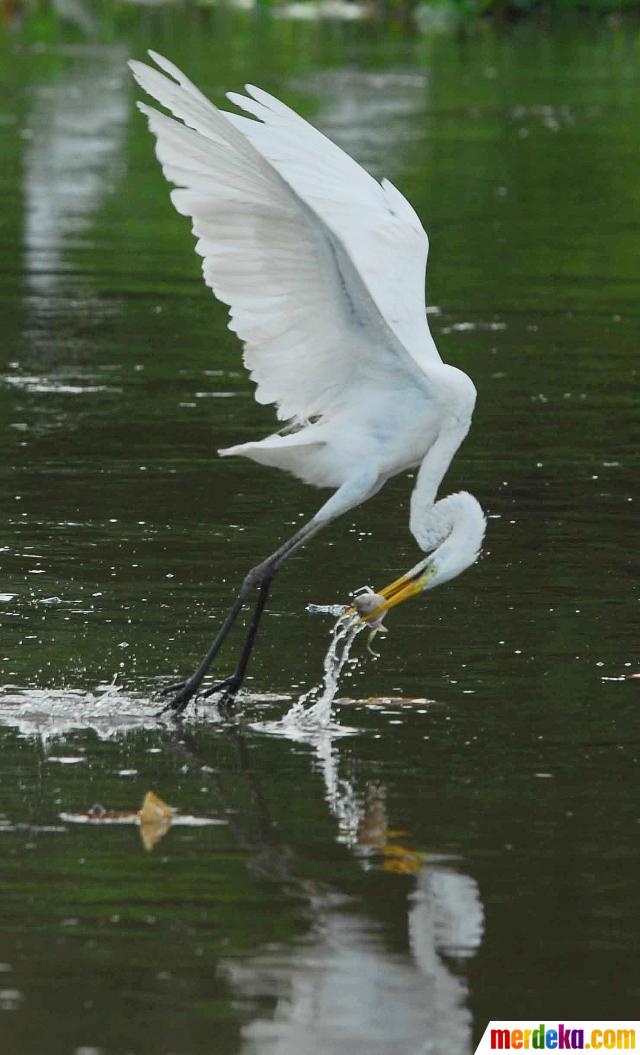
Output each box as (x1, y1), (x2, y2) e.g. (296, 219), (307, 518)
(154, 679), (189, 701)
(198, 675), (242, 705)
(155, 678), (201, 718)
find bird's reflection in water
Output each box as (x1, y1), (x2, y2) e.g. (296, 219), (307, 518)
(22, 17), (127, 336)
(172, 725), (483, 1055)
(290, 68), (428, 181)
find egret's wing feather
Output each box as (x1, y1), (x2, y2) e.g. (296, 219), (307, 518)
(130, 54), (437, 422)
(224, 85), (439, 372)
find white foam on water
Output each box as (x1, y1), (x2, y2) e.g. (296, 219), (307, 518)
(0, 681), (159, 740)
(0, 680), (293, 741)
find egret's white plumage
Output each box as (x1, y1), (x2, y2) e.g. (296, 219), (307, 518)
(130, 53), (485, 711)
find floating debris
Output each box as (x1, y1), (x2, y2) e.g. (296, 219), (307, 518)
(60, 791), (224, 852)
(139, 791), (173, 852)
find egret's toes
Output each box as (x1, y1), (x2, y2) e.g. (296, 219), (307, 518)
(198, 676), (241, 703)
(217, 690), (239, 716)
(155, 681), (199, 718)
(155, 680), (188, 700)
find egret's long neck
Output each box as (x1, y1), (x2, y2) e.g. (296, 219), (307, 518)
(409, 427), (470, 550)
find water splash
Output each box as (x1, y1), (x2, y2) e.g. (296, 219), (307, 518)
(282, 615), (367, 731)
(0, 683), (159, 741)
(250, 614), (366, 739)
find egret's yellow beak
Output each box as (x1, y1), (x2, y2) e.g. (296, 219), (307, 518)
(360, 565), (435, 623)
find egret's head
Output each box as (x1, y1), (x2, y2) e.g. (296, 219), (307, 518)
(361, 492), (486, 622)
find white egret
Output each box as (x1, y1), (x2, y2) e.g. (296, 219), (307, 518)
(129, 53), (486, 715)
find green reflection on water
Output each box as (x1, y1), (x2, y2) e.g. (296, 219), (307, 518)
(0, 5), (639, 1054)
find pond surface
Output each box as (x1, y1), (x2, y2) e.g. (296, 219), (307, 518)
(0, 4), (639, 1053)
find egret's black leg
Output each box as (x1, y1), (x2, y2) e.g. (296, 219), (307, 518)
(156, 518), (323, 718)
(199, 580), (271, 707)
(155, 470), (383, 719)
(156, 588), (250, 716)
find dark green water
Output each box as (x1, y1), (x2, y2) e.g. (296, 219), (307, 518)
(0, 4), (639, 1053)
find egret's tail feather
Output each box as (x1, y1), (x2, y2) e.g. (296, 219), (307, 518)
(218, 432), (334, 487)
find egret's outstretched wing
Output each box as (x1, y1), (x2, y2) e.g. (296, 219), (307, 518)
(222, 82), (440, 374)
(130, 53), (439, 422)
